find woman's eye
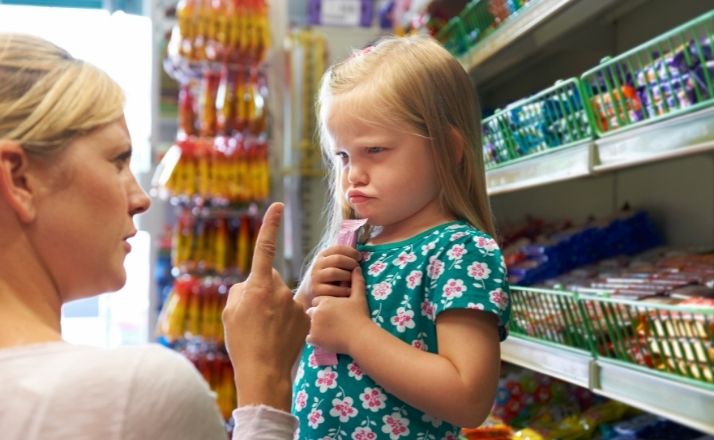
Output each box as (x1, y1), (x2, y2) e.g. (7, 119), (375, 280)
(114, 151), (132, 170)
(366, 147), (384, 154)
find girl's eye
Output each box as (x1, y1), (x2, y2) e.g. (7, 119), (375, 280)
(335, 151), (349, 164)
(366, 146), (384, 154)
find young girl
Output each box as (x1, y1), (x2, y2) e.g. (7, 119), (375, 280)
(292, 35), (511, 440)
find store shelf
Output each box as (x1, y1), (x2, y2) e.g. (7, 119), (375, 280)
(485, 107), (714, 194)
(593, 106), (714, 173)
(485, 140), (593, 195)
(501, 336), (593, 388)
(503, 336), (714, 435)
(595, 359), (714, 436)
(459, 0), (619, 82)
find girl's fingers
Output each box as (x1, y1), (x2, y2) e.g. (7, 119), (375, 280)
(313, 284), (352, 298)
(318, 245), (362, 262)
(314, 254), (360, 272)
(314, 267), (353, 284)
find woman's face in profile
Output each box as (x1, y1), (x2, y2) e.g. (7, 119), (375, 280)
(28, 116), (150, 302)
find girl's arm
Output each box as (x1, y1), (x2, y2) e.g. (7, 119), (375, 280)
(353, 309), (500, 427)
(308, 269), (502, 428)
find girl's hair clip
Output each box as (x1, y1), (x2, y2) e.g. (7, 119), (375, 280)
(351, 45), (375, 59)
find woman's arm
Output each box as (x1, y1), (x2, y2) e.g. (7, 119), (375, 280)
(308, 269), (501, 427)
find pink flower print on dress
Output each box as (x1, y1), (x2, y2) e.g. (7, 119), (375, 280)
(450, 231), (468, 241)
(446, 244), (467, 260)
(443, 432), (459, 440)
(352, 427), (377, 440)
(359, 387), (387, 412)
(467, 302), (485, 311)
(295, 390), (308, 411)
(307, 409), (325, 429)
(421, 413), (443, 428)
(371, 281), (392, 300)
(421, 240), (437, 255)
(390, 307), (416, 333)
(361, 251), (373, 262)
(348, 361), (364, 380)
(420, 299), (436, 320)
(329, 397), (359, 423)
(308, 352), (318, 368)
(406, 270), (422, 289)
(368, 261), (387, 276)
(381, 412), (410, 439)
(467, 261), (491, 280)
(475, 236), (499, 251)
(489, 288), (509, 311)
(411, 339), (428, 351)
(295, 363), (305, 382)
(427, 256), (444, 280)
(316, 368), (338, 393)
(393, 251), (416, 268)
(443, 279), (466, 299)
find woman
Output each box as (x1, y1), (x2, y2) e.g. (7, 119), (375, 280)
(0, 33), (306, 439)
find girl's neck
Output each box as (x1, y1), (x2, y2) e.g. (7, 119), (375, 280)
(367, 214), (456, 245)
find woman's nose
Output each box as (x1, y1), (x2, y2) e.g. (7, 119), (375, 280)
(128, 175), (151, 216)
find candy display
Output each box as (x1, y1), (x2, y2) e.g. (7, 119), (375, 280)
(172, 210), (260, 275)
(503, 209), (661, 286)
(482, 79), (593, 168)
(502, 207), (714, 385)
(161, 136), (269, 204)
(171, 0), (269, 64)
(582, 12), (714, 134)
(155, 0), (272, 426)
(463, 367), (711, 439)
(435, 0), (533, 56)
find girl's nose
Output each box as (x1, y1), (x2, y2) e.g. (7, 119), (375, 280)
(347, 162), (368, 185)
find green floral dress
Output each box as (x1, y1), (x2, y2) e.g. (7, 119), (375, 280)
(292, 221), (511, 440)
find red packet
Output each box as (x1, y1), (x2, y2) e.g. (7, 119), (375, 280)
(314, 218), (368, 366)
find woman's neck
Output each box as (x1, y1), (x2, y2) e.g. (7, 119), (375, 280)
(0, 289), (62, 348)
(0, 247), (63, 349)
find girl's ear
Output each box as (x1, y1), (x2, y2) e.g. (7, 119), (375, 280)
(0, 140), (37, 223)
(450, 126), (465, 164)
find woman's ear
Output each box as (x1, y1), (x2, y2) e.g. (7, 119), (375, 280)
(450, 126), (465, 164)
(0, 140), (37, 223)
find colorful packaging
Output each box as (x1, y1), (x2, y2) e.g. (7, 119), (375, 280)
(314, 218), (369, 366)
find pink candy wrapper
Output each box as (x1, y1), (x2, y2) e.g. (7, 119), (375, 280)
(314, 218), (368, 366)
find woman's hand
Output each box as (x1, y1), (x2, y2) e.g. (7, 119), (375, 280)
(295, 244), (362, 310)
(306, 267), (373, 355)
(222, 203), (310, 412)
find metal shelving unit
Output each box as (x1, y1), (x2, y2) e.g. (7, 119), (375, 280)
(503, 337), (714, 435)
(467, 1), (714, 435)
(486, 105), (714, 195)
(459, 0), (620, 83)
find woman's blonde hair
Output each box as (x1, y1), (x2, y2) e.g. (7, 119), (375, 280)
(304, 34), (495, 278)
(0, 33), (124, 155)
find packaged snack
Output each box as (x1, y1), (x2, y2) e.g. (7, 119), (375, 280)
(314, 218), (368, 366)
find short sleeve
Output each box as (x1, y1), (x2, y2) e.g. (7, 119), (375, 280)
(426, 230), (511, 341)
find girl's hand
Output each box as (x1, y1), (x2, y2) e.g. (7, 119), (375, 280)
(306, 267), (372, 355)
(295, 244), (361, 309)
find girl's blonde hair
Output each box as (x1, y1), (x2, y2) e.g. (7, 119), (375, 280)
(0, 33), (124, 155)
(305, 35), (495, 274)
